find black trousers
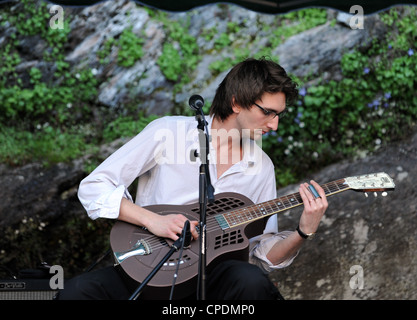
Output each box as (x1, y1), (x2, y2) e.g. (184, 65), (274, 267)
(56, 260), (283, 300)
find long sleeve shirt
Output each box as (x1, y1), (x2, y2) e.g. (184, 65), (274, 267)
(78, 115), (297, 272)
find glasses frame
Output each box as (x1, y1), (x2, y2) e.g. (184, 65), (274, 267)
(254, 102), (287, 119)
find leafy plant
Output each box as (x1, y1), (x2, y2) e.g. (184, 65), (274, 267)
(262, 6), (417, 186)
(117, 27), (145, 67)
(157, 42), (183, 81)
(155, 14), (200, 89)
(103, 114), (159, 142)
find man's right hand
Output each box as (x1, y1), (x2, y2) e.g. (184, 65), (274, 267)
(118, 198), (199, 241)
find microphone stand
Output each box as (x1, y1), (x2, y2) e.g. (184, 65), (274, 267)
(193, 108), (215, 301)
(128, 221), (191, 300)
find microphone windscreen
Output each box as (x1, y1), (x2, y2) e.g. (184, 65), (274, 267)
(188, 95), (204, 110)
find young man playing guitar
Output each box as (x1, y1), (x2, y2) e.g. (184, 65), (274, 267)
(57, 57), (328, 300)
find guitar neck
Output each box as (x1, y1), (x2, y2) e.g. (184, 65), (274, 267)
(215, 179), (349, 230)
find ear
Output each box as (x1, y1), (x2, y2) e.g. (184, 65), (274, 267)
(231, 96), (241, 114)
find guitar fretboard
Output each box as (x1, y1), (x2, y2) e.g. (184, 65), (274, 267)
(215, 179), (348, 230)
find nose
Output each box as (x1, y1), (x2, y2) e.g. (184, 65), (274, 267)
(267, 116), (279, 131)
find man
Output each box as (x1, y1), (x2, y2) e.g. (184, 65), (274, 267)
(57, 57), (328, 300)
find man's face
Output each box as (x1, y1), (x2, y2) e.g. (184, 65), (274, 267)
(235, 92), (286, 141)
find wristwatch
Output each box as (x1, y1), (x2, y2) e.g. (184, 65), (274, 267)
(296, 225), (315, 240)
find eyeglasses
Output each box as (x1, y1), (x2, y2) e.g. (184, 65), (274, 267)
(254, 102), (287, 119)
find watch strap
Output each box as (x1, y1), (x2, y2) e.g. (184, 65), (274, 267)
(296, 225), (314, 239)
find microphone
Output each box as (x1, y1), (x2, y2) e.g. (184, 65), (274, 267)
(189, 95), (204, 111)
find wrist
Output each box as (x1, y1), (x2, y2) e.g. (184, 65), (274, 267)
(296, 225), (316, 240)
(119, 198), (150, 228)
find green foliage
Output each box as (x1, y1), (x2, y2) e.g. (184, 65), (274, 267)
(98, 27), (145, 67)
(270, 8), (328, 47)
(0, 43), (22, 86)
(156, 13), (200, 89)
(262, 7), (417, 187)
(117, 28), (145, 67)
(0, 0), (101, 166)
(103, 114), (159, 142)
(157, 42), (183, 81)
(208, 46), (252, 75)
(208, 8), (327, 76)
(8, 0), (50, 37)
(0, 126), (87, 166)
(97, 37), (115, 64)
(214, 32), (232, 49)
(0, 65), (98, 129)
(1, 2), (416, 190)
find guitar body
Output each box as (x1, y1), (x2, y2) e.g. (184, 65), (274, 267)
(110, 192), (265, 299)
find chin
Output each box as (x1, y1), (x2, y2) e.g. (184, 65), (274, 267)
(242, 128), (263, 141)
(251, 133), (263, 141)
(253, 129), (264, 141)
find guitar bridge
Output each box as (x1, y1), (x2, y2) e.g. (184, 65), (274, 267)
(113, 239), (152, 264)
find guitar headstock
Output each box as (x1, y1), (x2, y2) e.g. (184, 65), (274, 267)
(344, 172), (395, 194)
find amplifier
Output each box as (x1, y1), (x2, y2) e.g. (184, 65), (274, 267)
(0, 278), (57, 300)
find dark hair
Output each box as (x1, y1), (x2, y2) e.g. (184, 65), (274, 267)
(209, 57), (298, 121)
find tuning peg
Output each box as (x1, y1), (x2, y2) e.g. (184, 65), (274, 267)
(382, 192), (388, 197)
(364, 192), (368, 197)
(374, 192), (378, 197)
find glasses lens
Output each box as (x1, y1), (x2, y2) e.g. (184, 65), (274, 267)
(268, 112), (277, 119)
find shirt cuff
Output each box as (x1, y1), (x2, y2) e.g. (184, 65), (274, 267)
(85, 185), (132, 220)
(249, 231), (299, 273)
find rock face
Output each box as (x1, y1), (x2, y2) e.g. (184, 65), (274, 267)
(0, 138), (127, 228)
(272, 15), (387, 81)
(271, 131), (417, 300)
(0, 1), (415, 299)
(70, 2), (387, 112)
(0, 162), (84, 228)
(7, 0), (387, 114)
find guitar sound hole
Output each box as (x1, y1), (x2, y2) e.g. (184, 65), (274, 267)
(163, 254), (191, 267)
(214, 230), (244, 249)
(190, 197), (246, 215)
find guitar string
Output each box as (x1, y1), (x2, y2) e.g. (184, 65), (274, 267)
(118, 176), (393, 266)
(125, 180), (348, 252)
(141, 181), (348, 249)
(215, 180), (347, 230)
(130, 215), (221, 252)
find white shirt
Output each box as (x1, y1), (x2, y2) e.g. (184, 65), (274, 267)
(78, 115), (296, 271)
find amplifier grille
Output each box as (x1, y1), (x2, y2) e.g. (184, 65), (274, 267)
(0, 290), (57, 300)
(0, 279), (57, 300)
